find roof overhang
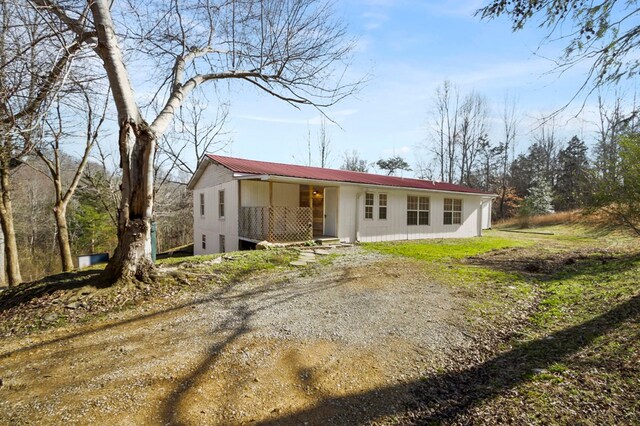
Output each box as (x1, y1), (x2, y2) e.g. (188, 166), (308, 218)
(186, 156), (214, 190)
(234, 173), (496, 197)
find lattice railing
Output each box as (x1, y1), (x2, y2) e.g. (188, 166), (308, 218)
(239, 206), (313, 242)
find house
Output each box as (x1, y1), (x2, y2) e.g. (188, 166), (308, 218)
(187, 155), (495, 255)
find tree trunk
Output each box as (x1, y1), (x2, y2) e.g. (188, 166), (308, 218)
(88, 0), (156, 285)
(53, 203), (74, 272)
(0, 166), (22, 286)
(101, 123), (156, 284)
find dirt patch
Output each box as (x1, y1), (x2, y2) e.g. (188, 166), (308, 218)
(0, 248), (473, 425)
(465, 245), (632, 275)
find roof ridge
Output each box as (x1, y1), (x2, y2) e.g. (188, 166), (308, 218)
(206, 154), (494, 196)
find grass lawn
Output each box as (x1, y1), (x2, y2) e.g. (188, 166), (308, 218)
(364, 226), (640, 424)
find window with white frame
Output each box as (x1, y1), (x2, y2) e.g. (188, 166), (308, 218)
(378, 194), (387, 220)
(199, 193), (205, 216)
(218, 190), (225, 219)
(364, 192), (374, 219)
(219, 235), (225, 253)
(407, 195), (429, 225)
(444, 198), (463, 225)
(201, 234), (206, 250)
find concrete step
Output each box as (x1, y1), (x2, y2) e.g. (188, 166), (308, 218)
(315, 238), (341, 246)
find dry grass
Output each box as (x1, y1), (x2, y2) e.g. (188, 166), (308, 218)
(496, 210), (601, 229)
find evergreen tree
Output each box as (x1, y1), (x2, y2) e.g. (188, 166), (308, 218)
(510, 143), (555, 198)
(522, 177), (555, 216)
(555, 136), (591, 211)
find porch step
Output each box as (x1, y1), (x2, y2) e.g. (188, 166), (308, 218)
(315, 237), (341, 246)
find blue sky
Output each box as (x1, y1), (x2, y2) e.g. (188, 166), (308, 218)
(219, 0), (612, 174)
(97, 0), (629, 178)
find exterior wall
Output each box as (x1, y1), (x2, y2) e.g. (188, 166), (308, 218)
(191, 162), (489, 252)
(481, 199), (492, 229)
(240, 180), (299, 207)
(192, 162), (239, 255)
(336, 185), (485, 242)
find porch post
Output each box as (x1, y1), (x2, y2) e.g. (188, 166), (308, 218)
(268, 182), (273, 241)
(309, 186), (313, 240)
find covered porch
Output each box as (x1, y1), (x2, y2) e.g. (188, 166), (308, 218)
(238, 180), (338, 243)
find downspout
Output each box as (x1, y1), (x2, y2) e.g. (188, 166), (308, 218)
(355, 191), (362, 242)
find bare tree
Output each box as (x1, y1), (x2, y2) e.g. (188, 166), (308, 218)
(431, 81), (460, 183)
(317, 120), (332, 168)
(35, 89), (108, 272)
(533, 116), (559, 186)
(157, 98), (231, 183)
(497, 96), (518, 219)
(594, 94), (629, 186)
(32, 0), (358, 284)
(297, 119), (333, 167)
(426, 81), (489, 185)
(341, 150), (369, 172)
(458, 92), (489, 186)
(0, 1), (82, 285)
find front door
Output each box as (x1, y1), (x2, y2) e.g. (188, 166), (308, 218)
(324, 187), (338, 237)
(311, 186), (324, 237)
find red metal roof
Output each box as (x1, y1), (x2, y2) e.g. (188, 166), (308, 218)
(207, 154), (493, 195)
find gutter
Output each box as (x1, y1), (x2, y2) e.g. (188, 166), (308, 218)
(232, 174), (495, 197)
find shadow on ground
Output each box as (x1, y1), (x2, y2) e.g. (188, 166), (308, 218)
(2, 250), (638, 424)
(255, 293), (639, 424)
(0, 270), (103, 312)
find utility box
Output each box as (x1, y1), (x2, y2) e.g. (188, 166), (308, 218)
(78, 253), (109, 269)
(151, 221), (157, 262)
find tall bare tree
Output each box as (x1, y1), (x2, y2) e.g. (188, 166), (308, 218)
(427, 81), (490, 185)
(32, 0), (358, 284)
(157, 98), (231, 183)
(35, 89), (108, 272)
(341, 150), (369, 172)
(0, 1), (82, 285)
(430, 80), (460, 183)
(458, 92), (489, 186)
(497, 96), (518, 219)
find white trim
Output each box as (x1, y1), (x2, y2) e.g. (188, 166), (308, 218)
(233, 174), (494, 197)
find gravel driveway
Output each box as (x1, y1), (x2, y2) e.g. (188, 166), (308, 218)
(0, 247), (474, 425)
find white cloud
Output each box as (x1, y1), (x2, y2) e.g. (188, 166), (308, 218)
(382, 145), (412, 156)
(362, 11), (390, 30)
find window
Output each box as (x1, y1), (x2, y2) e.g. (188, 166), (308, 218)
(199, 193), (205, 216)
(219, 235), (225, 253)
(378, 194), (387, 220)
(201, 234), (206, 250)
(407, 195), (429, 225)
(218, 190), (225, 219)
(364, 192), (374, 219)
(444, 198), (463, 225)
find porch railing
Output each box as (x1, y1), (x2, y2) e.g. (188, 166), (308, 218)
(239, 206), (313, 242)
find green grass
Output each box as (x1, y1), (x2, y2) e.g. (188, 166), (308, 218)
(362, 235), (530, 262)
(157, 249), (298, 286)
(365, 225), (640, 422)
(532, 252), (640, 330)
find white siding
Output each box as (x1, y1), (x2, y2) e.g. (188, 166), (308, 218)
(193, 178), (239, 255)
(481, 199), (492, 230)
(191, 162), (234, 190)
(240, 180), (299, 207)
(337, 185), (358, 242)
(191, 163), (489, 251)
(336, 185), (485, 242)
